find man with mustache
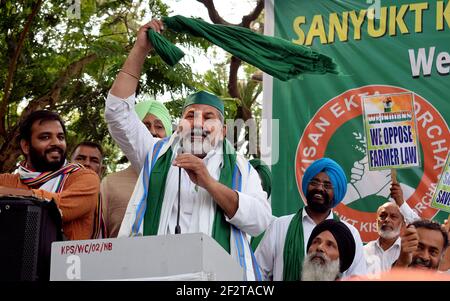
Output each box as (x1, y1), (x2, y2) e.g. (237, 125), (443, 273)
(71, 141), (105, 177)
(71, 141), (106, 239)
(101, 100), (172, 238)
(0, 110), (99, 240)
(104, 19), (272, 280)
(255, 158), (367, 280)
(394, 219), (448, 271)
(364, 201), (405, 273)
(302, 219), (356, 281)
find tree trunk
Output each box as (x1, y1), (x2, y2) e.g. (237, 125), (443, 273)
(0, 0), (43, 137)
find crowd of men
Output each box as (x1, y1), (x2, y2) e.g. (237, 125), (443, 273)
(0, 19), (449, 281)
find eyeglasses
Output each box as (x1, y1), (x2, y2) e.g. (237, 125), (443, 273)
(309, 179), (333, 190)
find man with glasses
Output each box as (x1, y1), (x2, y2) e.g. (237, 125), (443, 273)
(255, 158), (367, 280)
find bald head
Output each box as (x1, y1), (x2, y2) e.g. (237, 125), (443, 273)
(376, 202), (404, 240)
(377, 202), (402, 216)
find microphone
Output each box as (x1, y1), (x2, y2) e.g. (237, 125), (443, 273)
(175, 139), (183, 234)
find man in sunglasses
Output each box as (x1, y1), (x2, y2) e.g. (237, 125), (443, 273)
(255, 158), (367, 280)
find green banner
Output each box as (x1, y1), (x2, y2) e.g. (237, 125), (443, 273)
(270, 0), (450, 242)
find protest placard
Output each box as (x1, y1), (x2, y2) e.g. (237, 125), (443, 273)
(431, 152), (450, 213)
(362, 92), (421, 171)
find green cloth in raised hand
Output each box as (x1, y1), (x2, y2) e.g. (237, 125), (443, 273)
(146, 15), (338, 81)
(146, 27), (185, 66)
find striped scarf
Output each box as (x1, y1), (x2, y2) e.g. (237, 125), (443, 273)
(91, 193), (107, 239)
(19, 161), (105, 239)
(19, 161), (82, 192)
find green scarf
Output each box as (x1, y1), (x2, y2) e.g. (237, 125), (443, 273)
(142, 139), (236, 253)
(147, 15), (338, 81)
(283, 208), (340, 281)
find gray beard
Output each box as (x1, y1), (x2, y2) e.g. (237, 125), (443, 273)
(378, 227), (401, 240)
(301, 252), (341, 281)
(180, 132), (221, 158)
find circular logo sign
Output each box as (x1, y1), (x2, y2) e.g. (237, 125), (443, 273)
(295, 85), (450, 242)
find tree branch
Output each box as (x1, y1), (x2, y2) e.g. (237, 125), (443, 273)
(197, 0), (233, 25)
(0, 0), (43, 137)
(0, 53), (97, 173)
(26, 53), (97, 112)
(241, 0), (264, 27)
(197, 0), (265, 155)
(228, 56), (241, 99)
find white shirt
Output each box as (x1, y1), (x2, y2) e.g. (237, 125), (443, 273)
(254, 210), (367, 281)
(105, 92), (272, 237)
(363, 237), (401, 274)
(165, 146), (222, 234)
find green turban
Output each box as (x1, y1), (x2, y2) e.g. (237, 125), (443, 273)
(135, 100), (172, 137)
(182, 91), (224, 116)
(250, 158), (272, 197)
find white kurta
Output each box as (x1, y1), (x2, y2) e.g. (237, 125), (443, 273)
(362, 202), (419, 275)
(105, 92), (272, 237)
(254, 210), (368, 280)
(364, 237), (401, 274)
(399, 202), (421, 224)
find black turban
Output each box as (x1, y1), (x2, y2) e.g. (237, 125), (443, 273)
(306, 219), (356, 273)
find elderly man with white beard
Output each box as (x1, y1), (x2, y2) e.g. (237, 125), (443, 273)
(302, 219), (356, 281)
(363, 202), (405, 274)
(104, 19), (272, 280)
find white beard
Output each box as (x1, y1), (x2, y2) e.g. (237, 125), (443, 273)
(179, 128), (222, 157)
(301, 252), (341, 281)
(378, 226), (401, 240)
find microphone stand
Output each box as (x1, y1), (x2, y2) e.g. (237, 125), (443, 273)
(175, 140), (182, 234)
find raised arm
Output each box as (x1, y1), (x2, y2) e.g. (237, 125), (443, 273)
(105, 20), (165, 173)
(110, 19), (163, 98)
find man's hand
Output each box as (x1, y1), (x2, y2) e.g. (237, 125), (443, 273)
(134, 19), (164, 54)
(342, 155), (391, 204)
(350, 156), (391, 198)
(0, 186), (33, 198)
(390, 182), (405, 206)
(110, 19), (164, 98)
(173, 153), (215, 189)
(439, 216), (450, 271)
(444, 217), (450, 233)
(173, 154), (239, 218)
(395, 225), (419, 267)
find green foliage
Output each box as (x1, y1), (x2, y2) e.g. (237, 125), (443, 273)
(0, 0), (264, 171)
(0, 0), (211, 172)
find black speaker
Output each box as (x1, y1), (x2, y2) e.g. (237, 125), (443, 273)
(0, 196), (63, 281)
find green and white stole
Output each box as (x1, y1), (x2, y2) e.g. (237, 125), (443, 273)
(283, 208), (339, 281)
(118, 135), (262, 280)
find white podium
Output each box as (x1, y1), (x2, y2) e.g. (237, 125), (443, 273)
(50, 233), (244, 281)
